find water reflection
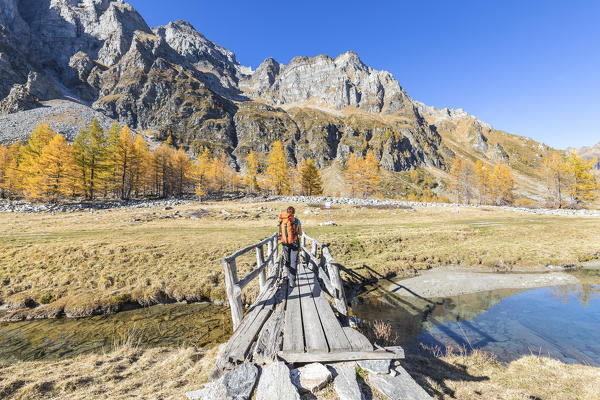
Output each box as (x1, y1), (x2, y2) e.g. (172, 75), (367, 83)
(0, 302), (231, 364)
(353, 276), (600, 367)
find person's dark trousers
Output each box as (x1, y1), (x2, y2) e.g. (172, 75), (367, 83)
(282, 242), (299, 283)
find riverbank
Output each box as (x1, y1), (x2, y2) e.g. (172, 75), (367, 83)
(1, 200), (599, 321)
(390, 267), (581, 298)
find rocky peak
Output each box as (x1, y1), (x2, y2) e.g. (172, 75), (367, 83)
(240, 51), (410, 114)
(153, 19), (246, 98)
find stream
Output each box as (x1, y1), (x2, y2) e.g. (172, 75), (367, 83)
(1, 271), (599, 366)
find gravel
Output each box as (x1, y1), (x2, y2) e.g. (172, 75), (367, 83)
(267, 196), (600, 217)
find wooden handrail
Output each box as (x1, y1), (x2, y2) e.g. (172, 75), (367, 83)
(222, 233), (278, 263)
(222, 231), (347, 330)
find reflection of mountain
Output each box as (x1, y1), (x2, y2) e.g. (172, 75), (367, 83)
(417, 285), (600, 367)
(352, 286), (522, 344)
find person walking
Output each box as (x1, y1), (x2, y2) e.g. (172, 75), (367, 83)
(279, 206), (302, 287)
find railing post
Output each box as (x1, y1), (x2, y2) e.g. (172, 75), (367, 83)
(223, 259), (244, 331)
(323, 245), (348, 323)
(311, 241), (317, 257)
(267, 240), (273, 272)
(256, 245), (266, 292)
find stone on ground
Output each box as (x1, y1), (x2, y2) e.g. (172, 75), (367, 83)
(255, 361), (300, 400)
(332, 363), (365, 400)
(291, 362), (332, 393)
(357, 359), (391, 374)
(368, 365), (432, 400)
(186, 377), (227, 400)
(223, 362), (259, 400)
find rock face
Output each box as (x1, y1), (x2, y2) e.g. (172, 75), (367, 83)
(0, 0), (537, 176)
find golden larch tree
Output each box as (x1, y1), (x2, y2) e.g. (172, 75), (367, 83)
(244, 149), (260, 193)
(449, 157), (475, 204)
(344, 152), (361, 197)
(29, 134), (77, 200)
(19, 122), (57, 195)
(565, 150), (597, 207)
(300, 158), (323, 196)
(357, 150), (380, 197)
(489, 163), (515, 205)
(266, 141), (290, 195)
(474, 160), (491, 205)
(541, 152), (568, 208)
(172, 148), (192, 196)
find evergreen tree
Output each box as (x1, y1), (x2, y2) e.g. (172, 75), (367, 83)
(266, 141), (290, 195)
(300, 158), (323, 195)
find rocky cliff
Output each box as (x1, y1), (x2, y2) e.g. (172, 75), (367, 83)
(0, 0), (556, 191)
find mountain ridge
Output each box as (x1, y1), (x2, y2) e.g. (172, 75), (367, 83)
(0, 0), (562, 200)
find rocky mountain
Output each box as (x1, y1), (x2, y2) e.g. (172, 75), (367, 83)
(578, 142), (600, 170)
(0, 0), (560, 199)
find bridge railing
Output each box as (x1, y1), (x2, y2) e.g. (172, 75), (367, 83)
(301, 233), (348, 320)
(222, 233), (280, 330)
(222, 231), (348, 330)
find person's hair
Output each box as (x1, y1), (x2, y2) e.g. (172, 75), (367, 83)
(287, 206), (295, 215)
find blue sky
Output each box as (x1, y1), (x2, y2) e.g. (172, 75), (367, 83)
(128, 0), (599, 149)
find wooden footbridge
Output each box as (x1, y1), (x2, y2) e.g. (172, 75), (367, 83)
(213, 232), (404, 373)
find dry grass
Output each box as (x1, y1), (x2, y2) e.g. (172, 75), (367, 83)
(0, 201), (598, 316)
(0, 343), (220, 400)
(403, 346), (600, 400)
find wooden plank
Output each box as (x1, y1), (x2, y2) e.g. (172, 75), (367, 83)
(228, 275), (284, 362)
(220, 264), (281, 362)
(256, 246), (266, 291)
(307, 272), (352, 352)
(283, 268), (304, 352)
(253, 280), (288, 364)
(223, 233), (278, 262)
(277, 350), (403, 363)
(297, 263), (328, 352)
(223, 259), (243, 330)
(343, 327), (374, 351)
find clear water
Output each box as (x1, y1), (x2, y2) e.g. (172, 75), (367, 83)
(0, 302), (231, 364)
(352, 271), (600, 366)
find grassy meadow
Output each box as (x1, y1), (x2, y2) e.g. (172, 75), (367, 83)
(1, 342), (598, 400)
(1, 200), (599, 317)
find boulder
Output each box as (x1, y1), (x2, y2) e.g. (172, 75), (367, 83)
(332, 363), (365, 400)
(185, 377), (227, 400)
(368, 365), (432, 400)
(291, 362), (332, 393)
(357, 359), (391, 375)
(223, 362), (259, 400)
(255, 361), (300, 400)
